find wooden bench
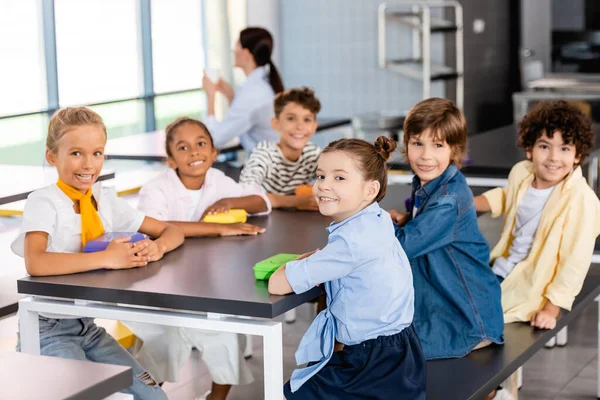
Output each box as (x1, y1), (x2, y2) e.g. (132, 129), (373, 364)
(0, 351), (132, 400)
(426, 274), (600, 399)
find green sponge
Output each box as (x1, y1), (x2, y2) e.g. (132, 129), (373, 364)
(253, 253), (300, 280)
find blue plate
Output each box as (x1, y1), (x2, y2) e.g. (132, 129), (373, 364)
(83, 232), (148, 253)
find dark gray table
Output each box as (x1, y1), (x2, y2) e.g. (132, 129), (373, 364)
(16, 209), (332, 400)
(17, 210), (329, 318)
(105, 118), (351, 162)
(427, 275), (600, 400)
(0, 351), (132, 400)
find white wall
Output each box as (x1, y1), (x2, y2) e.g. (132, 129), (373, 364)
(246, 0), (281, 66)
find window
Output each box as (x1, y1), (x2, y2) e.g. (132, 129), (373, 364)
(89, 101), (146, 139)
(54, 0), (142, 105)
(154, 90), (206, 130)
(0, 114), (49, 165)
(151, 0), (205, 93)
(0, 1), (47, 116)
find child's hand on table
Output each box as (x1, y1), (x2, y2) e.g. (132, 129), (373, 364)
(531, 301), (560, 330)
(296, 195), (319, 211)
(204, 199), (232, 216)
(389, 209), (410, 226)
(135, 239), (167, 262)
(531, 310), (557, 330)
(219, 223), (266, 236)
(104, 237), (149, 269)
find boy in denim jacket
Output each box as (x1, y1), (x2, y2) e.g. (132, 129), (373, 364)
(389, 98), (504, 360)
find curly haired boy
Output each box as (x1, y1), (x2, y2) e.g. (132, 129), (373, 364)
(475, 100), (600, 329)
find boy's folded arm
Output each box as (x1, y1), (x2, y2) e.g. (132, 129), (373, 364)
(545, 199), (600, 311)
(480, 187), (506, 218)
(395, 197), (458, 259)
(267, 193), (312, 210)
(267, 193), (294, 209)
(473, 195), (491, 213)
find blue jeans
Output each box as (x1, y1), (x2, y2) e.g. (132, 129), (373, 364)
(19, 316), (167, 400)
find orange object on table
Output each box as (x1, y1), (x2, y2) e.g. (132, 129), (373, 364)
(295, 184), (313, 196)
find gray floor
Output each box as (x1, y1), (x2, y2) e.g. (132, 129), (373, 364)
(160, 212), (600, 399)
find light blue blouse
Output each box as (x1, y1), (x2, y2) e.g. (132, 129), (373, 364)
(285, 202), (414, 392)
(204, 66), (278, 152)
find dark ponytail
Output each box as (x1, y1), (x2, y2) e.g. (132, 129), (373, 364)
(240, 27), (284, 94)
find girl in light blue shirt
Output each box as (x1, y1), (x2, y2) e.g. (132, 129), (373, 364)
(269, 136), (426, 400)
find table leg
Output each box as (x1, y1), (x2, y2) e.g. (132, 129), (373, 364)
(18, 297), (40, 355)
(556, 326), (568, 346)
(263, 322), (284, 400)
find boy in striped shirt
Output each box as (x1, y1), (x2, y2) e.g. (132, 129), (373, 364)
(239, 87), (321, 210)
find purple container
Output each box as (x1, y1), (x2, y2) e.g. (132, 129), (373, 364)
(83, 232), (148, 253)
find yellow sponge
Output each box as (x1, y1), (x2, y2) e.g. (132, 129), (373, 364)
(203, 209), (248, 224)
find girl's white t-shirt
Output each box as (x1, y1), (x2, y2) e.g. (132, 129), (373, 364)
(11, 182), (145, 318)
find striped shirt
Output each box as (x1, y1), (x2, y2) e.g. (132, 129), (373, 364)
(239, 141), (320, 195)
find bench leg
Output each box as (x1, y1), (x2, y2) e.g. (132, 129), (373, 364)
(557, 326), (568, 346)
(503, 371), (519, 399)
(243, 334), (253, 359)
(284, 309), (296, 323)
(545, 336), (557, 348)
(517, 366), (523, 389)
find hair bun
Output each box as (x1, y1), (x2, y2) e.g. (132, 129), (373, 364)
(373, 136), (397, 161)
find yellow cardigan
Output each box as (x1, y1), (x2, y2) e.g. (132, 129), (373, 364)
(483, 160), (600, 323)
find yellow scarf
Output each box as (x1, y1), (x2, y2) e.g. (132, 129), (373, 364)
(56, 179), (105, 247)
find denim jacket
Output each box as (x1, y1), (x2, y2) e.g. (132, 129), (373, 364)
(394, 164), (504, 359)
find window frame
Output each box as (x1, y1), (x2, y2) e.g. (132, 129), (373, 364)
(0, 0), (209, 134)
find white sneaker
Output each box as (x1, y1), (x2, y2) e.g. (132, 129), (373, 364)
(195, 390), (211, 400)
(494, 388), (516, 400)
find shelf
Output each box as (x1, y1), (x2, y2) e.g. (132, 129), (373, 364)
(387, 13), (459, 32)
(385, 60), (461, 81)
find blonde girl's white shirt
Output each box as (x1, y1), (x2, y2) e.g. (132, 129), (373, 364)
(204, 66), (278, 153)
(11, 182), (145, 318)
(137, 167), (271, 222)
